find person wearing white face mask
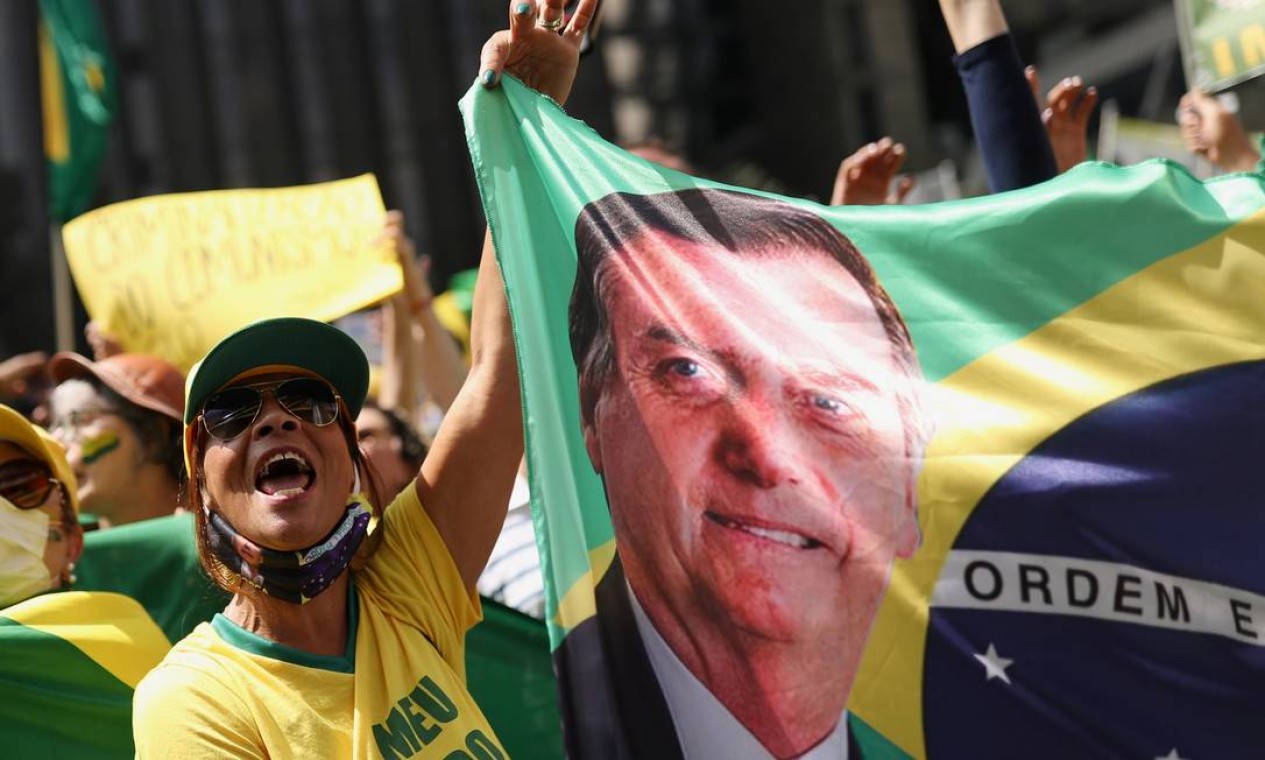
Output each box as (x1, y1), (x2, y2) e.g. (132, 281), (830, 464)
(0, 405), (82, 606)
(0, 404), (170, 756)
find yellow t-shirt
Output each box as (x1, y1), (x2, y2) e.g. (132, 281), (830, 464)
(132, 484), (507, 759)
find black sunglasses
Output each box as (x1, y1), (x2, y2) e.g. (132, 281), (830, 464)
(201, 377), (341, 441)
(0, 459), (61, 510)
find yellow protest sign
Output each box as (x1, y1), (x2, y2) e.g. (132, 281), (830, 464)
(61, 174), (402, 371)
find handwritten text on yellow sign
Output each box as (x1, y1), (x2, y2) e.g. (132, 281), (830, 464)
(62, 174), (402, 370)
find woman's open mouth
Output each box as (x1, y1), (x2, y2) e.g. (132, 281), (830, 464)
(255, 451), (315, 497)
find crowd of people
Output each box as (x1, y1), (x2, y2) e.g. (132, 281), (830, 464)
(0, 0), (1260, 757)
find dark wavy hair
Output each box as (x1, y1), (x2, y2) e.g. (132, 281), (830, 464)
(359, 400), (428, 468)
(568, 187), (932, 467)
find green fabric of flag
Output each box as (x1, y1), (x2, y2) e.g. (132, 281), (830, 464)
(74, 513), (228, 645)
(40, 0), (116, 222)
(460, 75), (1265, 758)
(467, 599), (564, 759)
(0, 591), (170, 758)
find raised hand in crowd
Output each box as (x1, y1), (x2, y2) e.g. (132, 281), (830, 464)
(1026, 66), (1098, 173)
(0, 352), (47, 396)
(939, 0), (1007, 54)
(0, 352), (49, 424)
(479, 0), (595, 102)
(1179, 90), (1262, 174)
(939, 0), (1058, 192)
(830, 137), (916, 206)
(377, 210), (467, 425)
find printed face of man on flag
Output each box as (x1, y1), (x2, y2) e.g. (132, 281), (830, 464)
(568, 189), (931, 751)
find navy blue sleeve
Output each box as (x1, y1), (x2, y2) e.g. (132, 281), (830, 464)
(954, 33), (1057, 193)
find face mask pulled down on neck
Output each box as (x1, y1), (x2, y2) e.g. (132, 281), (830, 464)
(205, 482), (374, 605)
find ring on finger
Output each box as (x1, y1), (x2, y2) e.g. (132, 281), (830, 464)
(538, 14), (564, 31)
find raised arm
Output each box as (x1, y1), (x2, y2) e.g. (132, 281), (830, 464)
(378, 273), (419, 421)
(382, 210), (468, 416)
(414, 0), (596, 590)
(939, 0), (1007, 53)
(940, 0), (1057, 192)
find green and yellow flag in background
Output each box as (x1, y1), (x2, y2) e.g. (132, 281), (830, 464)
(39, 0), (116, 223)
(0, 591), (169, 758)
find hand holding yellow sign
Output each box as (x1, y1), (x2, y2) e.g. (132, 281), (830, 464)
(61, 174), (402, 371)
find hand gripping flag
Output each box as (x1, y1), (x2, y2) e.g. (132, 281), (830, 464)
(462, 76), (1265, 759)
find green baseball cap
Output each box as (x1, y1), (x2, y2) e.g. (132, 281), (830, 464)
(184, 317), (370, 426)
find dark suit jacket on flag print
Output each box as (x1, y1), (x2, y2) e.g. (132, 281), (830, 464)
(461, 75), (1265, 759)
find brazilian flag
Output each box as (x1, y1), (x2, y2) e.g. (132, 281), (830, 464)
(462, 76), (1265, 758)
(39, 0), (116, 222)
(0, 591), (169, 758)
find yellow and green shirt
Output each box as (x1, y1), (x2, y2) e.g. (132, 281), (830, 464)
(133, 484), (507, 759)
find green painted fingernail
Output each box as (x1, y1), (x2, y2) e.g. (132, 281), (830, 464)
(514, 2), (531, 14)
(482, 69), (497, 87)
